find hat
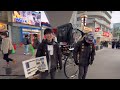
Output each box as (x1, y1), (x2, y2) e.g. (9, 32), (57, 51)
(85, 32), (94, 43)
(44, 28), (53, 35)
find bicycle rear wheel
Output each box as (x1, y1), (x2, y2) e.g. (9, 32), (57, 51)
(64, 55), (79, 79)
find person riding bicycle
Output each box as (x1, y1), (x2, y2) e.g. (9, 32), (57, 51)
(73, 31), (95, 79)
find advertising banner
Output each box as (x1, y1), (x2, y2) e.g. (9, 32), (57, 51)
(12, 11), (41, 27)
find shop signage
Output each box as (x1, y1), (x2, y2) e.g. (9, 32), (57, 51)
(0, 23), (7, 31)
(95, 27), (100, 32)
(83, 26), (92, 32)
(12, 11), (41, 27)
(103, 32), (109, 37)
(14, 18), (27, 23)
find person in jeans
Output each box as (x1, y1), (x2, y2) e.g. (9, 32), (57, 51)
(73, 32), (95, 79)
(0, 32), (16, 66)
(36, 28), (62, 79)
(23, 34), (31, 55)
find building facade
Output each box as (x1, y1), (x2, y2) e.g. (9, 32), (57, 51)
(70, 11), (112, 46)
(112, 23), (120, 40)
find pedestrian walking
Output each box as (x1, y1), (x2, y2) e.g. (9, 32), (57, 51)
(32, 34), (40, 57)
(73, 32), (95, 79)
(23, 34), (31, 55)
(36, 28), (62, 79)
(0, 35), (2, 50)
(112, 40), (116, 49)
(0, 32), (16, 66)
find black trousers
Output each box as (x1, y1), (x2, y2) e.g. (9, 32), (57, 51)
(3, 53), (13, 62)
(78, 65), (89, 79)
(40, 68), (56, 79)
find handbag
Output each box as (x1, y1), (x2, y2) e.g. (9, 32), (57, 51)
(8, 49), (15, 54)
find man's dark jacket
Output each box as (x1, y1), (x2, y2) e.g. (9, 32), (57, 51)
(73, 39), (95, 66)
(36, 39), (62, 69)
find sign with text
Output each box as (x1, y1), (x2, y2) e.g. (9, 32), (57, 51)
(12, 11), (41, 27)
(22, 56), (48, 78)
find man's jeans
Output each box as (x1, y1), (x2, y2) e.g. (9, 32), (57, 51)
(24, 45), (29, 54)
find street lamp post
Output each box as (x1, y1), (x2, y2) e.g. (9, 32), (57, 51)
(80, 14), (88, 31)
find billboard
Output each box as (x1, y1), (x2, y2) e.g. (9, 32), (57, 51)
(12, 11), (41, 27)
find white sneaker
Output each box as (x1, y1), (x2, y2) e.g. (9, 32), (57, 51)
(24, 53), (26, 55)
(26, 53), (30, 55)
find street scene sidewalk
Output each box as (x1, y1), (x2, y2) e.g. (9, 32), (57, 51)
(0, 47), (116, 79)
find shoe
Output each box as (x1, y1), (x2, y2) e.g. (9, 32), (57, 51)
(24, 53), (26, 55)
(12, 60), (16, 64)
(26, 53), (30, 55)
(6, 62), (10, 67)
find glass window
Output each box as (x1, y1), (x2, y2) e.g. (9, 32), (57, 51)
(77, 17), (80, 21)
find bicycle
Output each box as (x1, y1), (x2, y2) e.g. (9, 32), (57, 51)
(61, 45), (79, 79)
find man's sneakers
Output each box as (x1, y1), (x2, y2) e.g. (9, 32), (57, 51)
(24, 53), (30, 55)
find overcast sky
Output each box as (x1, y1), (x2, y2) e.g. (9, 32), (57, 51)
(111, 11), (120, 28)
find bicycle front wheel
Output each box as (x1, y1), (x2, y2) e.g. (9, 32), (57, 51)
(64, 55), (79, 79)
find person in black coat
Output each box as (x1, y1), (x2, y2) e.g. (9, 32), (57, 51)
(36, 28), (62, 79)
(0, 35), (2, 50)
(73, 32), (95, 79)
(112, 40), (116, 49)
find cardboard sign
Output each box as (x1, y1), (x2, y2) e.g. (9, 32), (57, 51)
(22, 56), (48, 78)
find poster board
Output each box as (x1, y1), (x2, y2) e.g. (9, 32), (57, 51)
(22, 56), (48, 78)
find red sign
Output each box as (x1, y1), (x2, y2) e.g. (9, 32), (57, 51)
(103, 32), (109, 37)
(52, 28), (57, 33)
(95, 27), (100, 32)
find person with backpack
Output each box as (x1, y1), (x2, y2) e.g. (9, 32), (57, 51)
(73, 32), (95, 79)
(36, 28), (62, 79)
(23, 34), (31, 55)
(0, 32), (16, 66)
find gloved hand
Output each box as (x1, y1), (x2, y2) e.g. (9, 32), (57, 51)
(59, 66), (62, 70)
(89, 59), (94, 65)
(75, 62), (79, 65)
(57, 65), (62, 70)
(89, 61), (93, 65)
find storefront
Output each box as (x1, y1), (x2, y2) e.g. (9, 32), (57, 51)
(10, 11), (41, 45)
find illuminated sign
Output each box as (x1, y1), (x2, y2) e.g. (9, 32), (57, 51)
(0, 23), (7, 31)
(83, 26), (92, 33)
(12, 11), (41, 27)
